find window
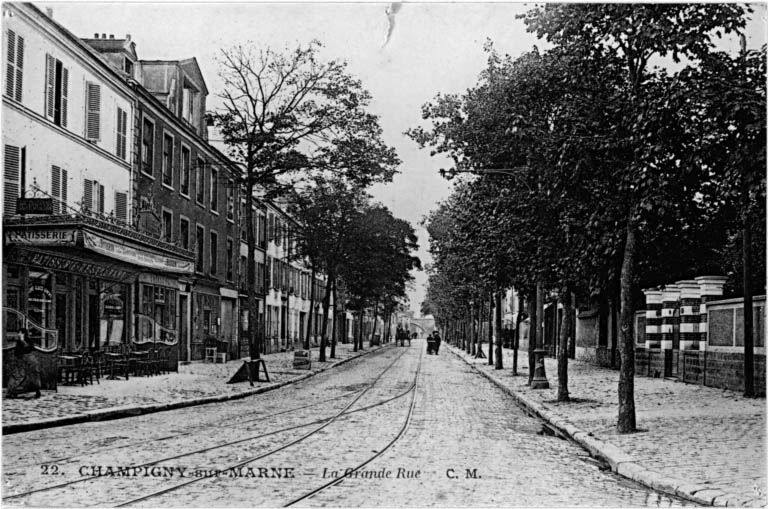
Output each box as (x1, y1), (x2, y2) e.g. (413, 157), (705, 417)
(210, 168), (218, 211)
(51, 165), (67, 214)
(85, 82), (101, 141)
(162, 209), (172, 243)
(179, 217), (190, 250)
(44, 54), (68, 127)
(162, 133), (173, 187)
(196, 157), (205, 204)
(141, 118), (154, 176)
(3, 145), (21, 215)
(123, 57), (133, 77)
(182, 85), (196, 124)
(114, 191), (127, 222)
(226, 178), (234, 221)
(5, 30), (24, 102)
(195, 225), (205, 272)
(116, 108), (127, 160)
(180, 146), (190, 196)
(258, 213), (266, 246)
(226, 238), (234, 281)
(239, 255), (247, 288)
(83, 179), (104, 214)
(209, 231), (218, 275)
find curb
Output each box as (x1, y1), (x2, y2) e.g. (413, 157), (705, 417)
(3, 344), (389, 435)
(447, 345), (741, 507)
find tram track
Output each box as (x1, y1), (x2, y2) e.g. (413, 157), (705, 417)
(3, 346), (413, 505)
(283, 347), (424, 507)
(7, 345), (395, 471)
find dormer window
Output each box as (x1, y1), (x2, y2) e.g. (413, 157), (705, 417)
(182, 81), (197, 125)
(123, 57), (133, 77)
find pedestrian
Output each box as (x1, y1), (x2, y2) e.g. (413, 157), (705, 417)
(432, 330), (442, 355)
(403, 328), (409, 347)
(6, 328), (42, 399)
(396, 325), (403, 346)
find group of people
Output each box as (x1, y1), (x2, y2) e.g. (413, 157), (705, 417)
(394, 325), (442, 355)
(395, 325), (412, 346)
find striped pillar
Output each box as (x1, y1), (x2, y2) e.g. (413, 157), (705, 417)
(643, 289), (663, 349)
(695, 276), (728, 351)
(676, 280), (700, 350)
(660, 285), (680, 350)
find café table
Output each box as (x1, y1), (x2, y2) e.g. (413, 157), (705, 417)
(104, 352), (129, 380)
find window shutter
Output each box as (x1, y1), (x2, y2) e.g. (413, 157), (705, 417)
(98, 182), (105, 213)
(115, 191), (127, 222)
(51, 165), (61, 213)
(60, 66), (69, 127)
(61, 168), (68, 207)
(14, 35), (23, 101)
(85, 82), (100, 140)
(83, 179), (93, 212)
(3, 145), (20, 215)
(116, 108), (127, 159)
(5, 30), (16, 99)
(45, 54), (55, 119)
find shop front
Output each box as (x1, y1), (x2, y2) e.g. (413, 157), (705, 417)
(3, 216), (194, 355)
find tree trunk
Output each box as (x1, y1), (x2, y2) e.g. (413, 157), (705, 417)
(557, 284), (572, 402)
(617, 222), (638, 434)
(330, 281), (337, 359)
(487, 292), (494, 366)
(370, 299), (379, 348)
(513, 293), (523, 376)
(528, 289), (537, 386)
(304, 268), (316, 350)
(245, 178), (260, 360)
(611, 292), (618, 368)
(598, 287), (609, 354)
(743, 223), (755, 397)
(319, 274), (333, 362)
(569, 292), (577, 359)
(469, 304), (475, 355)
(495, 290), (503, 370)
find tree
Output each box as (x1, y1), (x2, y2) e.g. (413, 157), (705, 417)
(288, 177), (370, 360)
(521, 3), (749, 431)
(214, 41), (398, 361)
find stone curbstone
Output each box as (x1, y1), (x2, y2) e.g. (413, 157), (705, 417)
(2, 345), (387, 435)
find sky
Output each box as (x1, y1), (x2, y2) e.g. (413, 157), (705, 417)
(40, 1), (767, 317)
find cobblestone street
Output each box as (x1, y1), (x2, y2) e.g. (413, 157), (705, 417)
(3, 340), (688, 507)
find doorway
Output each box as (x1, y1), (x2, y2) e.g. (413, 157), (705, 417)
(88, 294), (99, 349)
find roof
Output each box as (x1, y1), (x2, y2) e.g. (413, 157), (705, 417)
(139, 57), (209, 95)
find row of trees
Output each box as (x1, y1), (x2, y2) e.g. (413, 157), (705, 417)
(212, 41), (419, 362)
(412, 4), (766, 432)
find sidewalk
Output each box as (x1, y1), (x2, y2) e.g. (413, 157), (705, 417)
(2, 342), (385, 434)
(449, 343), (767, 507)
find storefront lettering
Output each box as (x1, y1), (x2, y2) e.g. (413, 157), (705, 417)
(84, 232), (194, 274)
(7, 229), (76, 245)
(26, 252), (129, 281)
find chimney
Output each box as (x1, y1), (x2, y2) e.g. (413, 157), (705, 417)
(45, 7), (53, 18)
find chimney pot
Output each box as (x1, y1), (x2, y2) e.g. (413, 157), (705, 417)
(109, 34), (114, 39)
(45, 7), (53, 18)
(126, 34), (131, 41)
(101, 33), (106, 39)
(94, 33), (99, 38)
